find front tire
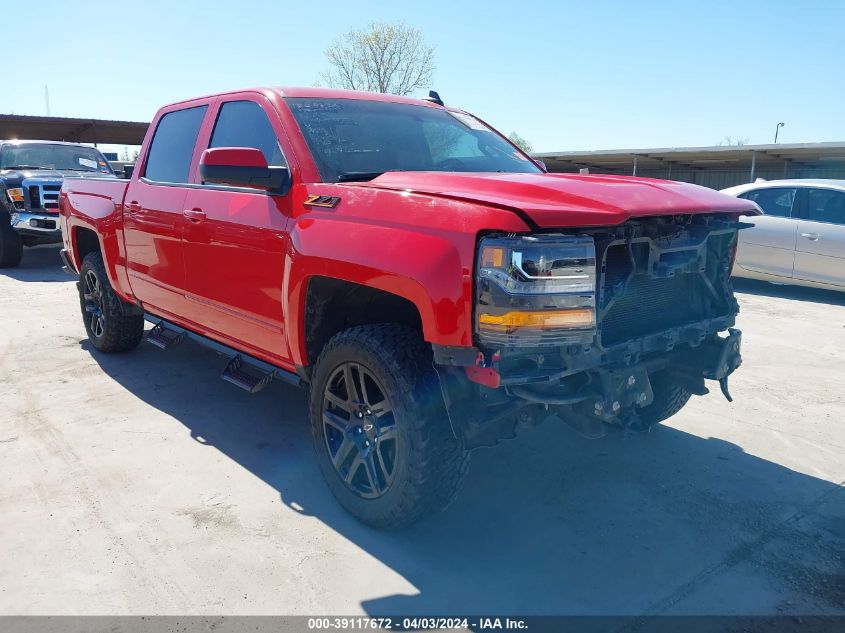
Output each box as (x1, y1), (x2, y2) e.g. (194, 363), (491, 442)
(0, 223), (23, 268)
(309, 325), (470, 529)
(78, 252), (144, 352)
(636, 371), (693, 428)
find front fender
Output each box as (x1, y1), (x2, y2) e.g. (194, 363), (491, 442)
(285, 216), (476, 366)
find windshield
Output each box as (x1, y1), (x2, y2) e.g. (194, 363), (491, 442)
(286, 98), (541, 182)
(0, 143), (114, 174)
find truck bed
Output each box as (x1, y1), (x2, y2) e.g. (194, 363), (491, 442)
(63, 177), (130, 219)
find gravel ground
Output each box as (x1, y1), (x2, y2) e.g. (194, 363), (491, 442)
(1, 246), (843, 616)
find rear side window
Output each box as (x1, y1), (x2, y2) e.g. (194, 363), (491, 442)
(209, 100), (285, 166)
(144, 105), (207, 183)
(807, 188), (845, 225)
(740, 188), (796, 217)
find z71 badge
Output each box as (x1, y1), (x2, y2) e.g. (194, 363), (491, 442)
(304, 194), (341, 208)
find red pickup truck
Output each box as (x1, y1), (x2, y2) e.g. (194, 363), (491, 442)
(60, 87), (758, 527)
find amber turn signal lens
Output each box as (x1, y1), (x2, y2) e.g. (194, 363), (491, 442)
(480, 245), (505, 268)
(478, 308), (595, 332)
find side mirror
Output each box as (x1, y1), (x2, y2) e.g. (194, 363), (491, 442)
(123, 164), (135, 179)
(199, 147), (290, 193)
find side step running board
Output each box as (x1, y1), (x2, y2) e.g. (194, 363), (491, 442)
(142, 315), (303, 393)
(146, 322), (186, 349)
(221, 355), (274, 394)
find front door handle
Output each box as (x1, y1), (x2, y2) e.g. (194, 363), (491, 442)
(183, 208), (206, 222)
(801, 232), (820, 241)
(126, 201), (141, 213)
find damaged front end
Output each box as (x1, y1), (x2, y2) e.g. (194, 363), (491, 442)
(434, 213), (746, 448)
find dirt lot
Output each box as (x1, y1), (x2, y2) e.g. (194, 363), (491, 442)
(1, 246), (843, 616)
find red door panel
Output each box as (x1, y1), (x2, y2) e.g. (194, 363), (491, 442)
(122, 179), (189, 316)
(122, 101), (210, 318)
(181, 188), (293, 365)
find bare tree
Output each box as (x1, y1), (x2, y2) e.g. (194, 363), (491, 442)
(508, 132), (533, 153)
(120, 147), (140, 162)
(320, 22), (435, 96)
(717, 136), (750, 147)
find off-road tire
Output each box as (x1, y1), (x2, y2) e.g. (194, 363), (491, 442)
(309, 324), (470, 529)
(79, 252), (144, 352)
(0, 222), (23, 268)
(637, 371), (693, 427)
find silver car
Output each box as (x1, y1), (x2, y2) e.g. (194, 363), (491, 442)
(722, 179), (845, 291)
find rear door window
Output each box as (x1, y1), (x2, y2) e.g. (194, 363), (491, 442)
(208, 100), (285, 167)
(806, 188), (845, 225)
(144, 105), (208, 183)
(740, 188), (797, 217)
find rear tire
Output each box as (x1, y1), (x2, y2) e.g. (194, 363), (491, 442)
(637, 371), (692, 427)
(78, 252), (144, 352)
(0, 223), (23, 268)
(309, 324), (470, 529)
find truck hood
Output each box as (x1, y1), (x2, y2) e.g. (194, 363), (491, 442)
(360, 172), (759, 228)
(0, 168), (116, 181)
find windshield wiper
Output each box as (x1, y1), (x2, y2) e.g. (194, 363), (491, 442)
(337, 171), (386, 183)
(2, 164), (51, 170)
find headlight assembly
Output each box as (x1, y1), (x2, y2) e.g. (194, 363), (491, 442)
(476, 234), (596, 347)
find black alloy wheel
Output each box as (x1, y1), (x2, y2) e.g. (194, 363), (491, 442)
(322, 362), (398, 499)
(83, 268), (106, 339)
(308, 324), (470, 528)
(78, 251), (144, 353)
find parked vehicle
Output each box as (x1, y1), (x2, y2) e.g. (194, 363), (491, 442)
(60, 87), (757, 527)
(722, 179), (845, 291)
(0, 140), (116, 267)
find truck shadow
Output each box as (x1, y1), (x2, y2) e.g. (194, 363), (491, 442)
(0, 245), (71, 283)
(82, 337), (845, 616)
(733, 278), (845, 307)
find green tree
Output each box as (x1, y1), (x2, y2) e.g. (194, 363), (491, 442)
(321, 22), (435, 96)
(508, 132), (533, 153)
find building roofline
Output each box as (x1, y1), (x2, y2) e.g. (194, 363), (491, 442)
(534, 141), (845, 159)
(0, 114), (148, 145)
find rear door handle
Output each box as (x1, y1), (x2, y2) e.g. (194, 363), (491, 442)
(801, 232), (820, 241)
(183, 208), (206, 222)
(126, 201), (141, 213)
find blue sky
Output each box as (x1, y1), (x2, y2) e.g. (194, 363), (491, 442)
(5, 0), (844, 153)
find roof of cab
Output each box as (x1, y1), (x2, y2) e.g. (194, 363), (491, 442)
(277, 86), (440, 107)
(164, 86), (443, 109)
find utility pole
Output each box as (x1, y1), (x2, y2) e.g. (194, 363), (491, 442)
(774, 122), (785, 143)
(44, 85), (51, 116)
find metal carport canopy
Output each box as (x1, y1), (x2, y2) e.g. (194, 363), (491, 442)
(0, 114), (148, 146)
(534, 141), (845, 172)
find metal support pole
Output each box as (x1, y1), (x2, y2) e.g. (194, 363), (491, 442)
(749, 151), (757, 183)
(783, 160), (789, 178)
(632, 156), (638, 176)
